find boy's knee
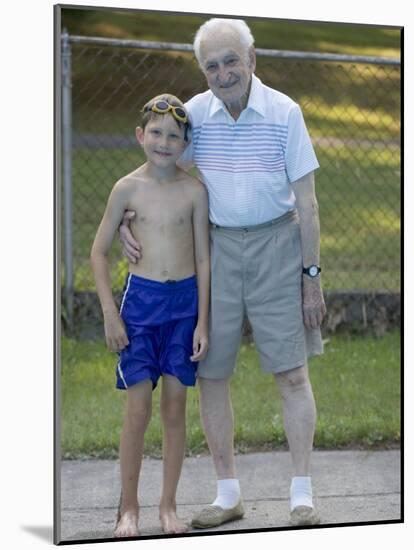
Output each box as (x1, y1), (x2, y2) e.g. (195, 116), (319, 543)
(161, 401), (186, 429)
(125, 403), (152, 430)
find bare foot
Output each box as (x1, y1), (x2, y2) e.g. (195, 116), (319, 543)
(114, 509), (140, 538)
(159, 508), (189, 534)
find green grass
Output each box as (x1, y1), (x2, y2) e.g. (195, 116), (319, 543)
(60, 330), (401, 458)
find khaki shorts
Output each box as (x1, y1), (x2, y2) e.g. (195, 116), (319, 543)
(198, 210), (323, 379)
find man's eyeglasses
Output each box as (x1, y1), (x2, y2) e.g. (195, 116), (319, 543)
(145, 100), (188, 124)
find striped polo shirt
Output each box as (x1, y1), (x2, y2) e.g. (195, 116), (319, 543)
(179, 74), (319, 227)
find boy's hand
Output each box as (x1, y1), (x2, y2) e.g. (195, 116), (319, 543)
(119, 210), (142, 263)
(104, 311), (129, 352)
(190, 323), (209, 362)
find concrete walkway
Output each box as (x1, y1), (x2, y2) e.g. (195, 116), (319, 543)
(59, 449), (401, 543)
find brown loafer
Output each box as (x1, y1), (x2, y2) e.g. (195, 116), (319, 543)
(191, 501), (244, 529)
(290, 505), (320, 526)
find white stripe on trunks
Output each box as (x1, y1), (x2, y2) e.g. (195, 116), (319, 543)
(119, 273), (132, 315)
(117, 360), (128, 389)
(118, 273), (132, 389)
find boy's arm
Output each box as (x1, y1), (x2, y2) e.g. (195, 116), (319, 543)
(190, 181), (210, 361)
(90, 180), (131, 350)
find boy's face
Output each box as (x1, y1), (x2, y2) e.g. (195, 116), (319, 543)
(136, 114), (188, 168)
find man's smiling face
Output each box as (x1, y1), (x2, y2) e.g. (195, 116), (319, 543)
(199, 29), (255, 111)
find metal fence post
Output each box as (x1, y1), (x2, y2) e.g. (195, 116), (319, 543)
(61, 29), (74, 333)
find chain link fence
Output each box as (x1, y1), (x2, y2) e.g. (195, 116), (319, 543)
(60, 33), (401, 335)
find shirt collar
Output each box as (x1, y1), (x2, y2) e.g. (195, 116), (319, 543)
(208, 74), (266, 118)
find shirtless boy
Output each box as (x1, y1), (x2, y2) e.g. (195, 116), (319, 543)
(90, 94), (210, 537)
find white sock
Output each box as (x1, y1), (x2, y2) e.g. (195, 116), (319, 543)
(290, 476), (313, 511)
(212, 478), (241, 509)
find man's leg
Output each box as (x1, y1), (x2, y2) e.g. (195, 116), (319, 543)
(191, 227), (245, 528)
(191, 375), (244, 528)
(275, 364), (316, 475)
(275, 364), (320, 525)
(198, 376), (236, 480)
(159, 374), (189, 534)
(241, 217), (322, 525)
(115, 379), (153, 537)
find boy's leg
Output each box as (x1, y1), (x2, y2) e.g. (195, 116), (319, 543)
(115, 379), (153, 537)
(159, 374), (189, 534)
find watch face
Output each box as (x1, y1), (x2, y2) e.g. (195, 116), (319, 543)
(309, 265), (318, 277)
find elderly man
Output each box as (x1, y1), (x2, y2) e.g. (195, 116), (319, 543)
(120, 18), (326, 528)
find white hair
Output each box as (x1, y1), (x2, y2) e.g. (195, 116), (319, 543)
(193, 18), (255, 66)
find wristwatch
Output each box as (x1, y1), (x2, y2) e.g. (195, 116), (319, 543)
(302, 265), (321, 278)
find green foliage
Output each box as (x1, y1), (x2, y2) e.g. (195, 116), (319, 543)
(61, 8), (400, 57)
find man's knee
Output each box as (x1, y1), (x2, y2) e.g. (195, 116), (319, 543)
(275, 365), (310, 392)
(198, 375), (230, 393)
(198, 376), (233, 421)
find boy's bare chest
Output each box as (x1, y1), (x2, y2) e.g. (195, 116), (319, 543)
(129, 188), (193, 232)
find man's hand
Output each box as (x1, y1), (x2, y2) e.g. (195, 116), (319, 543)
(103, 311), (129, 352)
(302, 276), (326, 329)
(190, 323), (209, 362)
(119, 210), (141, 263)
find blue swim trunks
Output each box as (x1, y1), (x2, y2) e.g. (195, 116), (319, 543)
(116, 274), (198, 390)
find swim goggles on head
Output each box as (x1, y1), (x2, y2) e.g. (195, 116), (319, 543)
(145, 100), (188, 124)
